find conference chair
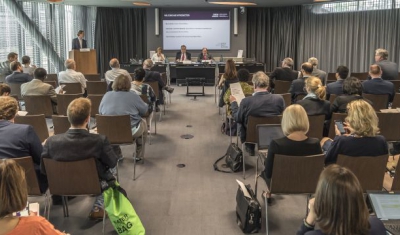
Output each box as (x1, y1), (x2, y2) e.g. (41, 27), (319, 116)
(161, 72), (171, 104)
(43, 158), (107, 233)
(336, 154), (388, 192)
(85, 74), (101, 81)
(386, 160), (400, 191)
(326, 80), (336, 84)
(52, 115), (70, 135)
(23, 95), (54, 118)
(215, 73), (223, 104)
(280, 93), (291, 108)
(45, 74), (58, 87)
(273, 80), (291, 94)
(307, 115), (325, 140)
(14, 114), (49, 143)
(392, 93), (400, 109)
(140, 94), (156, 144)
(328, 113), (348, 139)
(327, 73), (336, 81)
(60, 82), (83, 94)
(44, 80), (57, 88)
(146, 81), (165, 119)
(362, 93), (389, 111)
(351, 72), (369, 80)
(86, 81), (107, 95)
(261, 154), (325, 235)
(328, 93), (337, 104)
(8, 83), (23, 100)
(390, 80), (400, 93)
(87, 94), (104, 118)
(56, 93), (81, 116)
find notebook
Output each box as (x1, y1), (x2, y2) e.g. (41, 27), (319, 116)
(368, 191), (400, 235)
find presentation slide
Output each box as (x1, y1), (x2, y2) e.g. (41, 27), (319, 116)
(162, 10), (230, 51)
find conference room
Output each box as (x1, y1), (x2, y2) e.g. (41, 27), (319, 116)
(1, 0), (400, 234)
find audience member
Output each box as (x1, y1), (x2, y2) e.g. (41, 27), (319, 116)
(151, 47), (166, 63)
(297, 164), (385, 235)
(261, 105), (322, 187)
(105, 58), (132, 85)
(297, 77), (330, 120)
(5, 61), (32, 84)
(131, 67), (156, 129)
(363, 64), (395, 103)
(99, 75), (148, 161)
(0, 159), (66, 235)
(21, 55), (36, 76)
(58, 59), (86, 93)
(372, 48), (398, 80)
(197, 47), (214, 62)
(0, 84), (10, 96)
(308, 57), (327, 85)
(175, 45), (191, 62)
(0, 96), (47, 193)
(330, 77), (367, 113)
(0, 52), (18, 77)
(326, 65), (349, 100)
(322, 99), (388, 165)
(218, 59), (239, 107)
(223, 69), (254, 116)
(230, 71), (285, 156)
(269, 57), (298, 89)
(41, 98), (117, 220)
(290, 62), (313, 102)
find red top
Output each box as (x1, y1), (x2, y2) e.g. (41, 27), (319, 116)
(7, 216), (65, 235)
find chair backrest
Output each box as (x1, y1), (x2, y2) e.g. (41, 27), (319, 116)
(274, 80), (291, 94)
(326, 80), (336, 84)
(391, 93), (400, 109)
(256, 124), (284, 150)
(376, 112), (400, 142)
(44, 80), (56, 88)
(60, 82), (82, 94)
(336, 154), (388, 192)
(96, 114), (134, 145)
(351, 72), (368, 80)
(84, 74), (101, 81)
(45, 74), (58, 87)
(8, 83), (23, 100)
(246, 116), (282, 143)
(14, 114), (49, 143)
(390, 162), (400, 191)
(56, 93), (81, 116)
(327, 73), (336, 81)
(160, 72), (167, 85)
(146, 81), (160, 100)
(280, 93), (291, 108)
(307, 115), (325, 140)
(390, 80), (400, 93)
(295, 94), (306, 102)
(52, 115), (70, 135)
(43, 158), (101, 195)
(14, 156), (41, 196)
(23, 95), (53, 118)
(270, 154), (325, 194)
(139, 95), (150, 117)
(86, 81), (107, 95)
(87, 94), (104, 117)
(362, 93), (389, 111)
(328, 113), (348, 139)
(328, 94), (337, 104)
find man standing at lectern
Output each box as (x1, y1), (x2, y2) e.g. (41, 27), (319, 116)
(175, 45), (191, 62)
(197, 47), (214, 62)
(72, 30), (87, 50)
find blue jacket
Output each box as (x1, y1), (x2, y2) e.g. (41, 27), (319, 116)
(72, 37), (87, 50)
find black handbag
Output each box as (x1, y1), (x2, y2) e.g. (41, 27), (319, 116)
(236, 183), (262, 234)
(213, 143), (243, 173)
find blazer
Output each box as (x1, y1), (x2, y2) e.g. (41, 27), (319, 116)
(296, 97), (331, 120)
(197, 53), (213, 62)
(311, 68), (327, 85)
(377, 60), (399, 80)
(289, 76), (309, 102)
(72, 37), (87, 50)
(330, 95), (369, 113)
(5, 71), (33, 84)
(269, 67), (299, 88)
(41, 129), (118, 181)
(175, 51), (191, 61)
(326, 79), (344, 100)
(21, 79), (57, 104)
(362, 78), (395, 102)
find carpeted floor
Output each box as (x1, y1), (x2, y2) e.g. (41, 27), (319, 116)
(35, 86), (308, 235)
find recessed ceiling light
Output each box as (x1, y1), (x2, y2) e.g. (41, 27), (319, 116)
(47, 0), (64, 2)
(208, 1), (256, 5)
(313, 0), (330, 1)
(133, 1), (151, 6)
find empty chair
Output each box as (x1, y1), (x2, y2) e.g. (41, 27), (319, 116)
(376, 112), (400, 143)
(390, 80), (400, 93)
(362, 93), (389, 111)
(60, 82), (83, 94)
(307, 115), (325, 140)
(85, 74), (101, 81)
(52, 115), (70, 135)
(7, 83), (23, 100)
(280, 93), (291, 108)
(14, 114), (49, 143)
(23, 95), (53, 117)
(87, 81), (107, 95)
(274, 80), (291, 94)
(351, 72), (368, 80)
(327, 73), (336, 81)
(45, 74), (58, 87)
(391, 93), (400, 109)
(56, 93), (81, 116)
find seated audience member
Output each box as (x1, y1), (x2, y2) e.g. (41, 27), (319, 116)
(175, 44), (191, 62)
(0, 84), (11, 96)
(326, 65), (349, 100)
(297, 77), (330, 120)
(197, 47), (213, 62)
(5, 61), (33, 84)
(99, 75), (148, 161)
(0, 52), (18, 77)
(105, 58), (132, 85)
(218, 59), (239, 107)
(21, 68), (58, 113)
(230, 71), (285, 155)
(41, 98), (118, 220)
(372, 48), (398, 81)
(323, 100), (388, 165)
(261, 105), (322, 187)
(131, 67), (156, 129)
(58, 59), (86, 94)
(0, 159), (67, 235)
(21, 55), (36, 76)
(223, 69), (254, 116)
(308, 57), (327, 85)
(290, 62), (313, 103)
(297, 164), (385, 235)
(362, 64), (395, 103)
(0, 96), (47, 193)
(269, 57), (298, 89)
(151, 47), (166, 63)
(330, 77), (367, 113)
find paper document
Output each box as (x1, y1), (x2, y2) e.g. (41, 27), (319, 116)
(79, 48), (90, 52)
(236, 179), (252, 199)
(55, 85), (66, 94)
(237, 50), (243, 58)
(17, 111), (28, 116)
(13, 202), (39, 217)
(230, 82), (245, 106)
(149, 50), (155, 58)
(380, 109), (400, 113)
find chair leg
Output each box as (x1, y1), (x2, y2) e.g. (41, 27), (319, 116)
(102, 207), (106, 234)
(265, 192), (269, 235)
(142, 135), (145, 165)
(154, 112), (157, 135)
(305, 194), (311, 217)
(133, 154), (136, 181)
(242, 143), (246, 179)
(46, 194), (51, 220)
(116, 161), (120, 182)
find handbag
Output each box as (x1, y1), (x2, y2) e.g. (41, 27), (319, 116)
(213, 143), (243, 173)
(103, 182), (145, 235)
(236, 183), (262, 234)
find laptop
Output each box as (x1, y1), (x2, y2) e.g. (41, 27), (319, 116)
(368, 191), (400, 235)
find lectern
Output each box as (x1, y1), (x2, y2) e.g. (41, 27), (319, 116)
(68, 49), (97, 74)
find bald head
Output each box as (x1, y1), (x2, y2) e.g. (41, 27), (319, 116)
(301, 62), (313, 75)
(369, 64), (382, 79)
(109, 58), (120, 69)
(65, 59), (76, 70)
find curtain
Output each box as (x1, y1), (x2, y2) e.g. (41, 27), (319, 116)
(247, 6), (302, 71)
(95, 8), (146, 77)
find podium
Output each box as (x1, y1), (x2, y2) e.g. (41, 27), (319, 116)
(68, 49), (97, 74)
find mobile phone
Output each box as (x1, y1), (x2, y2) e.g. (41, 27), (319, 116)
(335, 120), (346, 135)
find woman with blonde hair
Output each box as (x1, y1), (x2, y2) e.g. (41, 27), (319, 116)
(0, 159), (67, 234)
(151, 47), (165, 63)
(323, 99), (388, 165)
(297, 164), (385, 235)
(297, 76), (330, 120)
(218, 59), (239, 107)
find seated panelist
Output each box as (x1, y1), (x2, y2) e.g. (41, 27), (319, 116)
(197, 47), (213, 62)
(175, 45), (191, 62)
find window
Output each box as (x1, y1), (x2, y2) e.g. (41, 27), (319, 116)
(312, 0), (400, 14)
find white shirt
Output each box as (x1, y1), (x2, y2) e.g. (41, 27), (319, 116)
(151, 53), (165, 63)
(58, 69), (87, 93)
(105, 68), (132, 84)
(79, 38), (83, 49)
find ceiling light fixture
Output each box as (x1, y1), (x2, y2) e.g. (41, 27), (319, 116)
(133, 1), (151, 6)
(47, 0), (64, 3)
(208, 1), (256, 5)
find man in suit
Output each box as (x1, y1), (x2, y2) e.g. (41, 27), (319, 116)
(290, 62), (313, 103)
(72, 30), (87, 50)
(175, 45), (191, 62)
(58, 59), (87, 93)
(363, 64), (395, 102)
(197, 47), (213, 62)
(105, 58), (132, 85)
(326, 65), (349, 100)
(0, 52), (18, 77)
(41, 98), (118, 220)
(308, 57), (327, 85)
(269, 57), (299, 89)
(5, 61), (33, 84)
(230, 72), (285, 155)
(372, 48), (398, 80)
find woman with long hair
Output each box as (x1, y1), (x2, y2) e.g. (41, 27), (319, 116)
(218, 59), (239, 107)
